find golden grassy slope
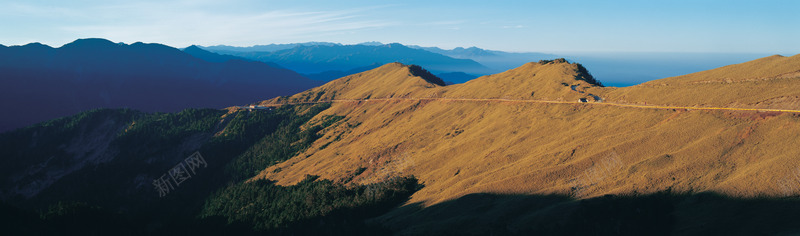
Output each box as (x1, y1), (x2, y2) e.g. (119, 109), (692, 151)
(601, 54), (800, 109)
(259, 62), (445, 104)
(253, 55), (800, 208)
(443, 60), (600, 101)
(261, 60), (604, 104)
(644, 54), (800, 84)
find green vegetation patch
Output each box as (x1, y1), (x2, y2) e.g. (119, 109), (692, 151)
(201, 175), (421, 233)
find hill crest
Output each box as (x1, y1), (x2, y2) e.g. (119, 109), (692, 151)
(601, 54), (800, 109)
(642, 54), (800, 85)
(261, 59), (608, 105)
(442, 58), (603, 101)
(262, 62), (446, 104)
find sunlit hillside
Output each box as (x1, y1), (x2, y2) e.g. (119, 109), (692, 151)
(254, 55), (800, 210)
(601, 54), (800, 109)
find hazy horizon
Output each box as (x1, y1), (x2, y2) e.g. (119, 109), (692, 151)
(1, 0), (798, 54)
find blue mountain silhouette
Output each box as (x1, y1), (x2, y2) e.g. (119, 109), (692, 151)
(0, 38), (321, 132)
(205, 43), (494, 76)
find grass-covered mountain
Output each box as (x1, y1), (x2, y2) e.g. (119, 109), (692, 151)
(263, 55), (800, 201)
(3, 55), (800, 235)
(254, 55), (800, 234)
(0, 38), (322, 133)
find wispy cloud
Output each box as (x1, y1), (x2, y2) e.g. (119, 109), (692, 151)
(4, 1), (394, 47)
(0, 3), (84, 18)
(424, 20), (465, 26)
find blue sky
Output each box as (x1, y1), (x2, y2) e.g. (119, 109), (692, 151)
(1, 0), (797, 53)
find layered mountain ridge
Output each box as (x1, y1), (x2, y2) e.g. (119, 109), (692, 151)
(203, 43), (496, 82)
(3, 54), (800, 234)
(0, 38), (321, 132)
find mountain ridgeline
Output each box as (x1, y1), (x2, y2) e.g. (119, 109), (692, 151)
(202, 43), (495, 81)
(202, 42), (775, 87)
(255, 55), (800, 234)
(539, 58), (601, 86)
(0, 39), (322, 132)
(407, 45), (558, 71)
(3, 55), (800, 235)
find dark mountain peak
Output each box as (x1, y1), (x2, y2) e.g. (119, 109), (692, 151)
(384, 43), (406, 48)
(185, 45), (203, 51)
(61, 38), (118, 49)
(537, 58), (569, 65)
(451, 46), (495, 56)
(20, 42), (54, 49)
(0, 38), (320, 132)
(451, 46), (480, 51)
(532, 58), (602, 86)
(463, 46), (487, 53)
(358, 41), (384, 46)
(183, 45), (211, 55)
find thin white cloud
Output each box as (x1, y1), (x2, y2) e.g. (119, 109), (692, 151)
(424, 20), (465, 26)
(6, 1), (394, 47)
(0, 3), (83, 18)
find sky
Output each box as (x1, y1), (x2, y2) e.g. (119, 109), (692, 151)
(1, 0), (798, 54)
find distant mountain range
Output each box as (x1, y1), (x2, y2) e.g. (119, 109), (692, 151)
(202, 42), (342, 53)
(0, 38), (773, 133)
(301, 63), (382, 81)
(202, 42), (771, 87)
(200, 43), (496, 82)
(213, 43), (492, 75)
(0, 38), (321, 132)
(407, 45), (557, 71)
(203, 42), (556, 74)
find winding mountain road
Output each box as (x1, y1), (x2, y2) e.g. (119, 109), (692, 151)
(262, 97), (800, 113)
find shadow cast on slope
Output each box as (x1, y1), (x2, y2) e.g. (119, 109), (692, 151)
(408, 64), (447, 86)
(374, 192), (800, 236)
